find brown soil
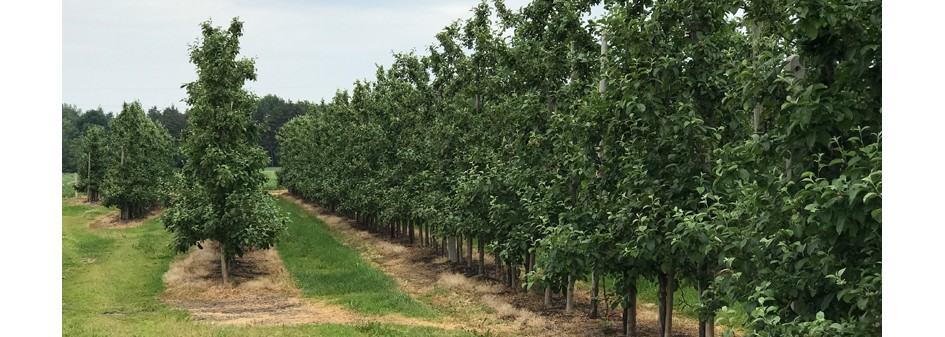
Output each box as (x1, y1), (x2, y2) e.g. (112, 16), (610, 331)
(89, 208), (163, 229)
(274, 191), (730, 337)
(161, 240), (463, 330)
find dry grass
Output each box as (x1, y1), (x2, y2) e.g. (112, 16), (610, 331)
(162, 240), (356, 325)
(89, 208), (163, 230)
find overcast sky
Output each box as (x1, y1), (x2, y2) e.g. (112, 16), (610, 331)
(63, 0), (531, 113)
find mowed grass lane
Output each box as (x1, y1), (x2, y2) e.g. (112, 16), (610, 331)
(62, 197), (469, 336)
(275, 197), (439, 318)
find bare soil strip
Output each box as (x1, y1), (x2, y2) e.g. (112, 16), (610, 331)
(89, 208), (163, 230)
(273, 190), (721, 337)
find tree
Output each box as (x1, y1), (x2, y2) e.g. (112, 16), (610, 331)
(76, 125), (108, 202)
(101, 101), (175, 220)
(147, 105), (188, 167)
(253, 94), (307, 166)
(163, 18), (286, 286)
(62, 104), (83, 172)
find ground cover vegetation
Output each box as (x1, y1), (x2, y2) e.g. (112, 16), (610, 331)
(277, 1), (881, 337)
(61, 197), (473, 337)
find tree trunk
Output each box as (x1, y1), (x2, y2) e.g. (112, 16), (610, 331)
(706, 315), (715, 337)
(658, 272), (667, 337)
(447, 236), (458, 262)
(86, 152), (91, 201)
(220, 242), (230, 286)
(456, 235), (463, 264)
(589, 270), (600, 318)
(508, 263), (516, 288)
(466, 236), (473, 269)
(544, 283), (553, 308)
(623, 302), (629, 336)
(409, 220), (415, 244)
(566, 274), (575, 313)
(663, 271), (675, 337)
(478, 238), (485, 275)
(628, 278), (638, 337)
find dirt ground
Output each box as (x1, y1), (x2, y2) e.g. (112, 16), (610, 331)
(274, 190), (727, 337)
(89, 208), (163, 229)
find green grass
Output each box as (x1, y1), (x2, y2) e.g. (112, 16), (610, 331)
(263, 167), (281, 190)
(275, 197), (439, 318)
(63, 172), (78, 198)
(62, 198), (471, 337)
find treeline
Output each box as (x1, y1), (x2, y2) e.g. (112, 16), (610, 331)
(277, 1), (880, 337)
(62, 94), (309, 171)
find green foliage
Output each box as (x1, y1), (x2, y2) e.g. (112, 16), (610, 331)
(76, 124), (108, 201)
(253, 94), (310, 166)
(146, 105), (188, 167)
(101, 101), (175, 219)
(277, 0), (881, 335)
(163, 18), (286, 263)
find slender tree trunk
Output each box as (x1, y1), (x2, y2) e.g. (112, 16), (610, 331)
(663, 271), (675, 337)
(623, 301), (629, 336)
(544, 283), (553, 308)
(457, 234), (464, 264)
(658, 272), (667, 337)
(706, 315), (715, 337)
(590, 270), (600, 318)
(466, 236), (473, 269)
(409, 220), (415, 244)
(447, 236), (458, 262)
(478, 238), (485, 275)
(628, 278), (638, 337)
(566, 274), (575, 313)
(494, 248), (502, 280)
(220, 242), (230, 286)
(86, 152), (91, 201)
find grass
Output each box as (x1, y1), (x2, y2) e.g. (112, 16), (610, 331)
(62, 197), (471, 336)
(263, 167), (281, 190)
(275, 197), (439, 318)
(63, 172), (78, 198)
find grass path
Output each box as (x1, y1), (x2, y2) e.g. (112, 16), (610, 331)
(275, 197), (439, 318)
(61, 199), (476, 337)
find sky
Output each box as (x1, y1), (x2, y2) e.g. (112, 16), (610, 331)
(63, 0), (530, 113)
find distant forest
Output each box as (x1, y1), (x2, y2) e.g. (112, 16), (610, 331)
(62, 94), (314, 172)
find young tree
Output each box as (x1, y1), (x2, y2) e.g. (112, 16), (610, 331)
(101, 101), (175, 220)
(76, 124), (107, 202)
(163, 18), (286, 286)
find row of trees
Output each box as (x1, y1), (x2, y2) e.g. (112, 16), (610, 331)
(278, 1), (880, 336)
(63, 93), (305, 171)
(63, 104), (186, 172)
(75, 102), (176, 220)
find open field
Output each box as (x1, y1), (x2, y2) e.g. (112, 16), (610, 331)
(263, 167), (280, 191)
